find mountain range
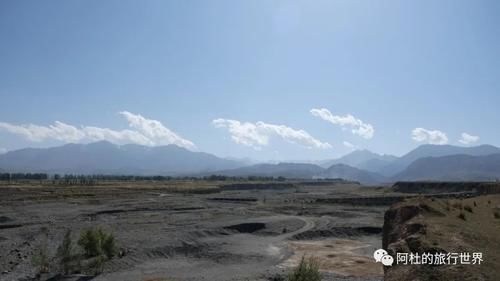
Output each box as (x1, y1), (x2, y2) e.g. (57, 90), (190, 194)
(319, 149), (397, 172)
(0, 141), (244, 175)
(1, 141), (500, 184)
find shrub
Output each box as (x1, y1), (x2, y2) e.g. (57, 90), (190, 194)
(57, 229), (75, 274)
(78, 228), (102, 258)
(101, 232), (118, 259)
(32, 240), (50, 274)
(78, 227), (117, 259)
(288, 256), (321, 281)
(87, 255), (106, 275)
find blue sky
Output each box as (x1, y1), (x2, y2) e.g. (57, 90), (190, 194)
(0, 0), (499, 161)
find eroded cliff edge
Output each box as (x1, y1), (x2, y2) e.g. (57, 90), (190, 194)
(382, 195), (500, 281)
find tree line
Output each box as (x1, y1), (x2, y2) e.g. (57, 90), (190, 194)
(0, 172), (290, 184)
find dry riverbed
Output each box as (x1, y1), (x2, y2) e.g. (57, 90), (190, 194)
(0, 182), (391, 281)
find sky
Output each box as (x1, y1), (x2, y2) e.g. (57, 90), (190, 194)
(0, 0), (499, 161)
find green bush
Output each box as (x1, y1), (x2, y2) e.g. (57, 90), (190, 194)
(78, 227), (117, 259)
(101, 232), (118, 259)
(288, 256), (321, 281)
(78, 228), (102, 258)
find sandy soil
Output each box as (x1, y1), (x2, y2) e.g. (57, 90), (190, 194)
(281, 238), (383, 277)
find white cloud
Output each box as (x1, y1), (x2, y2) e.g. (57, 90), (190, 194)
(82, 126), (154, 146)
(459, 132), (479, 145)
(119, 111), (195, 149)
(0, 148), (6, 154)
(310, 108), (374, 139)
(212, 118), (331, 150)
(0, 112), (196, 150)
(343, 141), (356, 150)
(411, 128), (448, 145)
(0, 121), (80, 143)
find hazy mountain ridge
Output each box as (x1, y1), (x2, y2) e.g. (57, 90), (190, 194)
(394, 154), (500, 181)
(379, 144), (500, 176)
(319, 164), (388, 185)
(1, 142), (500, 184)
(320, 150), (397, 170)
(209, 162), (386, 185)
(205, 162), (325, 179)
(0, 141), (244, 175)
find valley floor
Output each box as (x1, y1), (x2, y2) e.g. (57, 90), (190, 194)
(0, 181), (413, 281)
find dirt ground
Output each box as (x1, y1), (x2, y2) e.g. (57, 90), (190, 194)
(0, 182), (392, 281)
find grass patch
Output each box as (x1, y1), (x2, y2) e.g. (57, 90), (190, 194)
(288, 256), (321, 281)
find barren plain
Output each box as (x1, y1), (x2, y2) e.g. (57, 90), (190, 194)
(0, 180), (429, 281)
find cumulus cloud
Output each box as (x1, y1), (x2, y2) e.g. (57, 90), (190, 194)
(310, 108), (374, 139)
(212, 118), (331, 150)
(0, 112), (196, 150)
(411, 128), (448, 145)
(459, 132), (479, 145)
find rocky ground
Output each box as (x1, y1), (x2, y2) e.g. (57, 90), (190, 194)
(0, 181), (406, 281)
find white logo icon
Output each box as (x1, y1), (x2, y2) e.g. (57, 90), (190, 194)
(381, 254), (394, 266)
(373, 249), (394, 266)
(373, 249), (388, 262)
